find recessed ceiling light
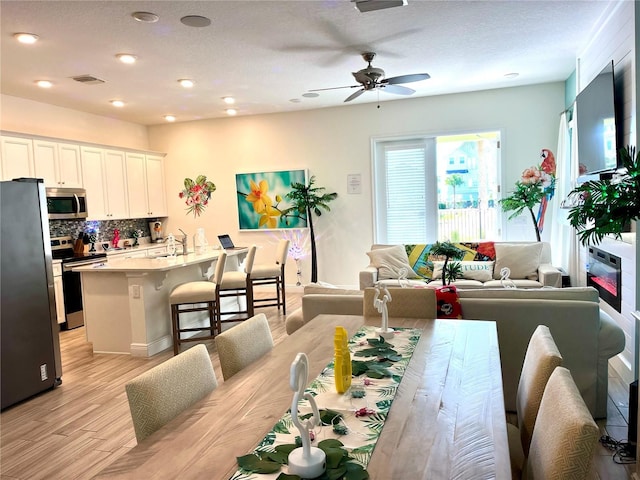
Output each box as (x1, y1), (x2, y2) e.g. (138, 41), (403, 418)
(225, 108), (237, 116)
(14, 33), (39, 44)
(178, 79), (194, 88)
(110, 100), (125, 107)
(132, 11), (159, 23)
(289, 98), (301, 103)
(222, 96), (235, 105)
(504, 72), (519, 79)
(116, 54), (137, 64)
(35, 80), (53, 88)
(180, 15), (211, 27)
(164, 115), (176, 122)
(302, 92), (319, 98)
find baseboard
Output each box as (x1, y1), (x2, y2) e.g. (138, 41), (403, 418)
(611, 355), (634, 385)
(130, 335), (172, 357)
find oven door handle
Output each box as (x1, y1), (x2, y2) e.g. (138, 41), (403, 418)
(62, 260), (105, 272)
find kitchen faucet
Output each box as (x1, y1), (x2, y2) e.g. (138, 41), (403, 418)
(178, 229), (189, 255)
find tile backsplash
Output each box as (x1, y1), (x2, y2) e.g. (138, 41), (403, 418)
(49, 218), (152, 243)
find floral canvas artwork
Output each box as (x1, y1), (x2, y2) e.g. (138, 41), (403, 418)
(236, 169), (308, 230)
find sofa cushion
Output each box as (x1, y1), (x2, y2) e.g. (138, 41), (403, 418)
(366, 245), (419, 280)
(432, 260), (494, 282)
(458, 286), (600, 302)
(303, 283), (361, 296)
(493, 243), (543, 280)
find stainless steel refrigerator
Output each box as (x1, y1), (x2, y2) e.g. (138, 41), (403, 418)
(1, 178), (62, 410)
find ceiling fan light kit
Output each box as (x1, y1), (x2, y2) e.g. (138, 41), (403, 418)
(352, 0), (407, 13)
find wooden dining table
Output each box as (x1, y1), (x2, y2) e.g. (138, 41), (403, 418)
(94, 314), (510, 480)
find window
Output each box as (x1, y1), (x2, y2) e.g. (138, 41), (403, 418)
(373, 132), (501, 243)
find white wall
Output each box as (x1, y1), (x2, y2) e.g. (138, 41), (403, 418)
(1, 94), (149, 150)
(148, 83), (564, 287)
(577, 0), (637, 383)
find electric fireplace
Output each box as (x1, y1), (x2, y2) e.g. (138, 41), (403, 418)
(587, 246), (622, 312)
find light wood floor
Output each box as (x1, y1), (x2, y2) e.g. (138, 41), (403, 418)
(0, 292), (636, 479)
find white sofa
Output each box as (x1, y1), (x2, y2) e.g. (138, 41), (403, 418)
(360, 242), (562, 290)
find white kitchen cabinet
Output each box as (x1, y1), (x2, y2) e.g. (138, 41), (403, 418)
(34, 140), (83, 188)
(1, 135), (34, 180)
(81, 147), (129, 220)
(125, 152), (167, 218)
(52, 262), (65, 325)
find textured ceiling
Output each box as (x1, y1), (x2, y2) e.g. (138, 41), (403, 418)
(0, 0), (615, 126)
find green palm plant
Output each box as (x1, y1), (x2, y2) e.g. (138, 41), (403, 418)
(429, 241), (465, 286)
(284, 176), (338, 283)
(567, 146), (640, 245)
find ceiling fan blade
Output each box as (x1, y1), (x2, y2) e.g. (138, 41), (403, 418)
(383, 73), (431, 85)
(381, 84), (415, 96)
(344, 89), (365, 102)
(309, 85), (360, 92)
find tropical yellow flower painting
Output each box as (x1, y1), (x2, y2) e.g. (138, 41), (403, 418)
(236, 169), (308, 230)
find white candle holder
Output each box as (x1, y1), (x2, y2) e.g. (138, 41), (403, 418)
(288, 353), (326, 478)
(374, 286), (394, 339)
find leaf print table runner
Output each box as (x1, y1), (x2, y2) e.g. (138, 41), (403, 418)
(230, 325), (422, 480)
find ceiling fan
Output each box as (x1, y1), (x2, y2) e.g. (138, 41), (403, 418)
(310, 52), (430, 102)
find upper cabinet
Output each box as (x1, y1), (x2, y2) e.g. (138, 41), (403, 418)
(125, 153), (167, 218)
(81, 147), (129, 220)
(1, 135), (35, 180)
(33, 140), (83, 188)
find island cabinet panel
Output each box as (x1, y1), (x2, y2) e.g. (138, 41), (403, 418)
(81, 147), (129, 220)
(1, 135), (34, 180)
(34, 140), (82, 188)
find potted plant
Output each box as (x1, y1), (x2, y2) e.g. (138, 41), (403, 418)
(284, 176), (338, 283)
(567, 146), (640, 246)
(429, 241), (465, 286)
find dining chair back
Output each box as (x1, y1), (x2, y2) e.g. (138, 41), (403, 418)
(169, 252), (227, 355)
(524, 367), (599, 479)
(215, 312), (273, 380)
(218, 246), (257, 323)
(125, 344), (218, 442)
(363, 287), (437, 319)
(250, 239), (290, 315)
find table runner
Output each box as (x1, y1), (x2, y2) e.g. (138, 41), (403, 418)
(230, 325), (422, 480)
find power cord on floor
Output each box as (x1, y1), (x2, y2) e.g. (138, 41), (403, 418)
(600, 435), (636, 464)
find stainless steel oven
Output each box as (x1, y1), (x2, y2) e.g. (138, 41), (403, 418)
(51, 236), (106, 329)
(46, 187), (88, 220)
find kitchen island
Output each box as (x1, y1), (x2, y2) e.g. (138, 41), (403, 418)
(74, 249), (247, 357)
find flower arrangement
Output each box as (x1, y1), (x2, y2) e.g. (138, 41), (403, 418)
(500, 149), (556, 241)
(179, 175), (216, 217)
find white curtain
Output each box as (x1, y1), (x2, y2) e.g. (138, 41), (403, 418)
(549, 111), (574, 277)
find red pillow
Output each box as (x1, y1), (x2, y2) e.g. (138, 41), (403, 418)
(435, 285), (463, 319)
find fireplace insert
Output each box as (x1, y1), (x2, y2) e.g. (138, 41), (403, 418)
(587, 246), (621, 312)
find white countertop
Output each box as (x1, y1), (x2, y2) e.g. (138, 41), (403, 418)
(74, 248), (246, 273)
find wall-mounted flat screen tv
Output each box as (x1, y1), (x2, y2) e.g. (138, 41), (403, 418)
(576, 60), (619, 177)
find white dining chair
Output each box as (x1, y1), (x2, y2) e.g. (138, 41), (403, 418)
(125, 344), (218, 442)
(215, 312), (273, 380)
(168, 252), (227, 355)
(250, 239), (290, 315)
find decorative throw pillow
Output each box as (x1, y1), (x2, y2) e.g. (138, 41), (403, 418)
(432, 261), (494, 282)
(493, 243), (543, 280)
(366, 245), (419, 280)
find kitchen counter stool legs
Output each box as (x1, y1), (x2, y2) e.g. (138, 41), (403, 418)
(168, 253), (227, 355)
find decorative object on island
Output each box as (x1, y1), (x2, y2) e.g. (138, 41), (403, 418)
(287, 352), (326, 478)
(178, 175), (216, 217)
(131, 229), (143, 247)
(284, 176), (338, 283)
(88, 233), (97, 252)
(235, 169), (308, 230)
(567, 145), (640, 246)
(500, 149), (556, 241)
(149, 220), (164, 243)
(111, 228), (120, 249)
(373, 286), (394, 339)
(429, 241), (465, 286)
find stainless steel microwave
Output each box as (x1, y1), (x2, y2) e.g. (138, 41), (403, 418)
(46, 187), (88, 219)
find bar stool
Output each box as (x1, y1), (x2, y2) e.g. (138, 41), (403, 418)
(250, 239), (290, 315)
(169, 252), (227, 355)
(219, 245), (257, 324)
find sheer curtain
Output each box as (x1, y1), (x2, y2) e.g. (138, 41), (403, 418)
(549, 111), (577, 281)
